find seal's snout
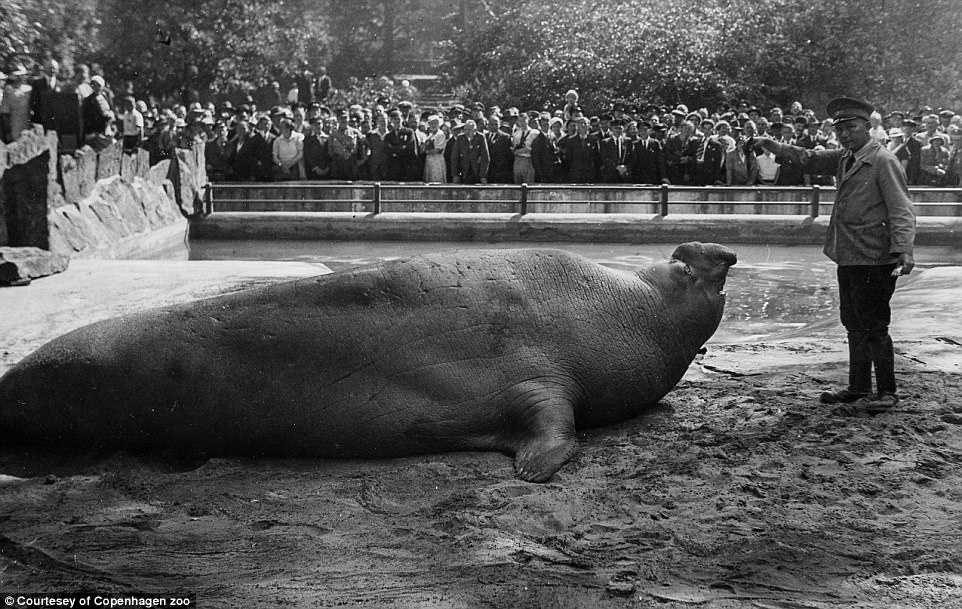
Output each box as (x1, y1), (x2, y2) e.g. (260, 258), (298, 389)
(671, 242), (737, 271)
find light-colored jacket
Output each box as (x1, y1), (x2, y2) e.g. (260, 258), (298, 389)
(778, 140), (915, 265)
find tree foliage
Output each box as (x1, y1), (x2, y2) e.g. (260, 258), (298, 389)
(3, 0), (960, 113)
(440, 0), (962, 113)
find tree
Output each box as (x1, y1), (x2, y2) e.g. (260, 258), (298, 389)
(94, 0), (332, 100)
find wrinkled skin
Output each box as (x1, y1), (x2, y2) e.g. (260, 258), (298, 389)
(0, 243), (736, 482)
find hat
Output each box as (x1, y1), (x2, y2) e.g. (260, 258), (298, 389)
(887, 128), (904, 139)
(827, 97), (874, 126)
(526, 110), (541, 119)
(902, 118), (918, 127)
(174, 118), (187, 128)
(505, 107), (519, 117)
(397, 100), (413, 109)
(471, 101), (485, 110)
(548, 117), (563, 127)
(90, 74), (105, 87)
(939, 109), (955, 118)
(929, 133), (946, 144)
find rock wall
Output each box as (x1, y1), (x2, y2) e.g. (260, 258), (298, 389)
(0, 125), (205, 259)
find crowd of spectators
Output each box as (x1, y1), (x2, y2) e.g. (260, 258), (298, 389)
(3, 58), (962, 188)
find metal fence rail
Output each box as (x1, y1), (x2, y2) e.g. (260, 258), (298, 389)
(207, 182), (962, 218)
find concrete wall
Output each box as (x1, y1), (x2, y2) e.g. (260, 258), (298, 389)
(0, 126), (206, 259)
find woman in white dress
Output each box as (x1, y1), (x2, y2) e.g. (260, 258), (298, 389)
(423, 115), (448, 183)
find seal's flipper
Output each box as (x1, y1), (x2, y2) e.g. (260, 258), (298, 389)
(514, 434), (577, 483)
(508, 383), (578, 482)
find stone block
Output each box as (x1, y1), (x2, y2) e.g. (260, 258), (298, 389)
(47, 206), (88, 255)
(89, 198), (134, 240)
(96, 140), (123, 181)
(0, 246), (69, 285)
(0, 140), (7, 180)
(148, 159), (171, 188)
(75, 146), (98, 199)
(137, 178), (182, 228)
(60, 153), (81, 204)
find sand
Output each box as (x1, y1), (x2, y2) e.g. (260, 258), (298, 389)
(0, 259), (960, 608)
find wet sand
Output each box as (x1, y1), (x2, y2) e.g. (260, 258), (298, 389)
(1, 254), (960, 608)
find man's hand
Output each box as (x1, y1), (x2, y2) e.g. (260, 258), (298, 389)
(892, 252), (915, 277)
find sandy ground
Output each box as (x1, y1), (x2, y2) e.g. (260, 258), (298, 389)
(1, 258), (960, 608)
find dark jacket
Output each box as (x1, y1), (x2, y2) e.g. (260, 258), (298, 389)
(452, 132), (490, 183)
(628, 137), (667, 184)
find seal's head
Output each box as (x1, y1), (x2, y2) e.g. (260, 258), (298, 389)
(669, 242), (738, 304)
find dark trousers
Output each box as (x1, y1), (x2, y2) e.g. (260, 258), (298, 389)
(837, 264), (898, 395)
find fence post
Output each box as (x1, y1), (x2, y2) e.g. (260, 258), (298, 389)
(659, 183), (669, 216)
(519, 183), (528, 216)
(203, 184), (213, 215)
(372, 182), (381, 215)
(809, 184), (820, 218)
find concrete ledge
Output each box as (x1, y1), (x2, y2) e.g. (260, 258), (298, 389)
(191, 211), (962, 246)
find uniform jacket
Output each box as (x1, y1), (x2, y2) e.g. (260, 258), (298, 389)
(780, 140), (916, 265)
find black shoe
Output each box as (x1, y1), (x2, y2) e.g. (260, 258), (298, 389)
(820, 388), (870, 404)
(861, 393), (899, 414)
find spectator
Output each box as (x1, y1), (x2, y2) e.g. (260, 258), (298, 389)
(919, 133), (949, 186)
(451, 119), (489, 184)
(423, 114), (448, 183)
(303, 115), (332, 180)
(901, 119), (923, 185)
(384, 109), (418, 181)
(628, 120), (667, 185)
(29, 57), (62, 131)
(227, 116), (255, 180)
(329, 110), (365, 180)
(484, 114), (514, 183)
(0, 63), (32, 143)
(205, 120), (231, 181)
(946, 125), (962, 186)
(249, 115), (276, 181)
(561, 117), (598, 183)
(81, 75), (114, 146)
(692, 119), (725, 186)
(272, 118), (305, 180)
(511, 111), (539, 184)
(532, 114), (563, 183)
(362, 111), (389, 181)
(725, 125), (756, 186)
(598, 118), (630, 183)
(869, 111), (888, 145)
(664, 120), (697, 185)
(119, 96), (144, 152)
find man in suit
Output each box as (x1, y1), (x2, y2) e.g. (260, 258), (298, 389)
(29, 57), (62, 131)
(663, 120), (698, 185)
(627, 121), (667, 184)
(384, 109), (418, 181)
(561, 117), (598, 183)
(248, 114), (276, 181)
(451, 119), (489, 184)
(692, 118), (726, 186)
(598, 118), (630, 183)
(532, 114), (563, 183)
(485, 114), (514, 183)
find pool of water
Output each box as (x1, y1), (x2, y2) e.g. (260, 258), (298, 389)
(188, 240), (962, 343)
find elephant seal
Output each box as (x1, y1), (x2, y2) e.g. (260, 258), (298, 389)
(0, 243), (736, 482)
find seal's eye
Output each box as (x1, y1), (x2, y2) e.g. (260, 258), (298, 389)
(684, 264), (692, 277)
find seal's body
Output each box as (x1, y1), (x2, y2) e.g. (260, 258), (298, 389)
(0, 244), (736, 481)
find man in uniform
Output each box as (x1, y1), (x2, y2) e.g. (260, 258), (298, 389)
(753, 97), (916, 414)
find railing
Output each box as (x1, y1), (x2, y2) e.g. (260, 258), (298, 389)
(206, 182), (962, 218)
